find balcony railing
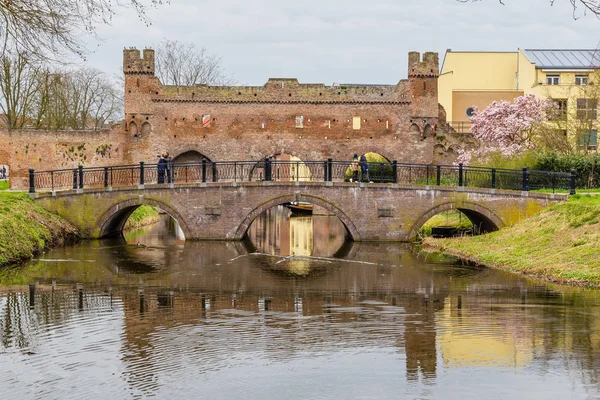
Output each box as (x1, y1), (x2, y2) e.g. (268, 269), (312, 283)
(446, 121), (473, 133)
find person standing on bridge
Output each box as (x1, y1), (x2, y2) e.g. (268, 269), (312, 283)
(164, 152), (172, 183)
(359, 154), (371, 183)
(157, 153), (168, 184)
(350, 154), (359, 182)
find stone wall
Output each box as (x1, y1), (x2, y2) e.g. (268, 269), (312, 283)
(3, 48), (441, 189)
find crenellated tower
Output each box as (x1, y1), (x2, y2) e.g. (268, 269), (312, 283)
(123, 48), (155, 75)
(123, 48), (159, 138)
(408, 52), (439, 138)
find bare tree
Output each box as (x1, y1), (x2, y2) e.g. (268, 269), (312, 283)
(38, 68), (122, 130)
(0, 50), (122, 130)
(0, 0), (167, 61)
(456, 0), (600, 18)
(0, 51), (44, 128)
(155, 39), (234, 86)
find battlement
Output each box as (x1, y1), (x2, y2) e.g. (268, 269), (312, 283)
(123, 48), (155, 75)
(408, 52), (439, 78)
(264, 78), (301, 88)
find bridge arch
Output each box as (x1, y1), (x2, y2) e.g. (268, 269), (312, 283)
(96, 197), (192, 238)
(234, 193), (360, 241)
(409, 201), (505, 240)
(171, 150), (212, 163)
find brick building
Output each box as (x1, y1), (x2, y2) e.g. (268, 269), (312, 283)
(2, 48), (441, 188)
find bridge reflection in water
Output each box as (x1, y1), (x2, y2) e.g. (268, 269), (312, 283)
(247, 205), (348, 257)
(2, 217), (600, 399)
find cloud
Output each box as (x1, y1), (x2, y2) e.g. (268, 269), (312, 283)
(84, 0), (600, 85)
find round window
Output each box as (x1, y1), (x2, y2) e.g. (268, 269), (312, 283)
(466, 107), (476, 118)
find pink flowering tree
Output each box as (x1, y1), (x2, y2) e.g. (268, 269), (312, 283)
(457, 94), (554, 164)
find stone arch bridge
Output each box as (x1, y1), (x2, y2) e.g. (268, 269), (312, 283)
(34, 182), (566, 242)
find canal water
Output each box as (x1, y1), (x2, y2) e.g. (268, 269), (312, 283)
(1, 206), (600, 399)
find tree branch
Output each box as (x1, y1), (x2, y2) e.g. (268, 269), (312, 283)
(457, 0), (600, 18)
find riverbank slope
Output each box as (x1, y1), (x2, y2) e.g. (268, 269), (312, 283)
(0, 193), (79, 267)
(123, 205), (160, 230)
(424, 195), (600, 286)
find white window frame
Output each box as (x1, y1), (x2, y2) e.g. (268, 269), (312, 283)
(575, 74), (589, 85)
(546, 74), (560, 85)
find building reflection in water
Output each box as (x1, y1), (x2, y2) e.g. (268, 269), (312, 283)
(247, 205), (347, 257)
(3, 216), (600, 398)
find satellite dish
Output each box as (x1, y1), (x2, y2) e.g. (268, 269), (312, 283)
(466, 107), (476, 118)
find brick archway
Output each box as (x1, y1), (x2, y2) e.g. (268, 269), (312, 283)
(96, 197), (192, 238)
(234, 193), (360, 241)
(408, 201), (504, 240)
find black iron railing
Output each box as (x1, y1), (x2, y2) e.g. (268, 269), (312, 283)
(28, 159), (576, 195)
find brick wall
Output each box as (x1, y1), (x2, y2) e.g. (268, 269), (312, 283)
(2, 48), (441, 189)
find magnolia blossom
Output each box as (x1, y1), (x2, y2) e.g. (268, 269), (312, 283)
(457, 94), (554, 164)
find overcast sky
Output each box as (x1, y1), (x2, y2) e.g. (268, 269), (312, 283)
(85, 0), (600, 85)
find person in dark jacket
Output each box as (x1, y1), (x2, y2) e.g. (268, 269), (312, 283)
(157, 153), (168, 184)
(359, 154), (371, 183)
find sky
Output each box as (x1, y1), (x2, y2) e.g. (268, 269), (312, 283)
(84, 0), (600, 85)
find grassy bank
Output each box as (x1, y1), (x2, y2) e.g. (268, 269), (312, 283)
(423, 195), (600, 286)
(419, 211), (473, 236)
(0, 193), (79, 267)
(124, 205), (160, 230)
(0, 180), (8, 190)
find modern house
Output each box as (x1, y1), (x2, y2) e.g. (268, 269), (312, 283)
(439, 49), (600, 150)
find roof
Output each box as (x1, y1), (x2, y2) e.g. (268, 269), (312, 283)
(522, 49), (600, 69)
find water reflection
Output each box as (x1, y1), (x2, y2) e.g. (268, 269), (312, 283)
(247, 205), (347, 257)
(1, 216), (600, 399)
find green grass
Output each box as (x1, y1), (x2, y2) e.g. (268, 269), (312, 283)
(0, 192), (78, 267)
(423, 195), (600, 285)
(420, 211), (473, 236)
(0, 180), (8, 190)
(124, 205), (159, 230)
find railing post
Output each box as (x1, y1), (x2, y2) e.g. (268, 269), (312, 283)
(234, 161), (238, 182)
(458, 163), (463, 187)
(323, 161), (328, 182)
(212, 162), (217, 182)
(104, 167), (109, 188)
(392, 161), (397, 184)
(50, 171), (54, 192)
(78, 165), (84, 189)
(139, 161), (144, 186)
(327, 158), (333, 182)
(265, 158), (272, 181)
(167, 162), (172, 184)
(570, 169), (576, 195)
(202, 159), (207, 183)
(426, 164), (430, 185)
(491, 168), (496, 189)
(28, 168), (35, 193)
(522, 167), (529, 192)
(436, 165), (441, 186)
(72, 168), (77, 189)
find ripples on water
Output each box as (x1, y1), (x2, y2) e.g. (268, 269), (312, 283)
(1, 208), (600, 399)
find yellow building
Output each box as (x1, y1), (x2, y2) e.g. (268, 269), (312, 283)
(439, 49), (600, 150)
